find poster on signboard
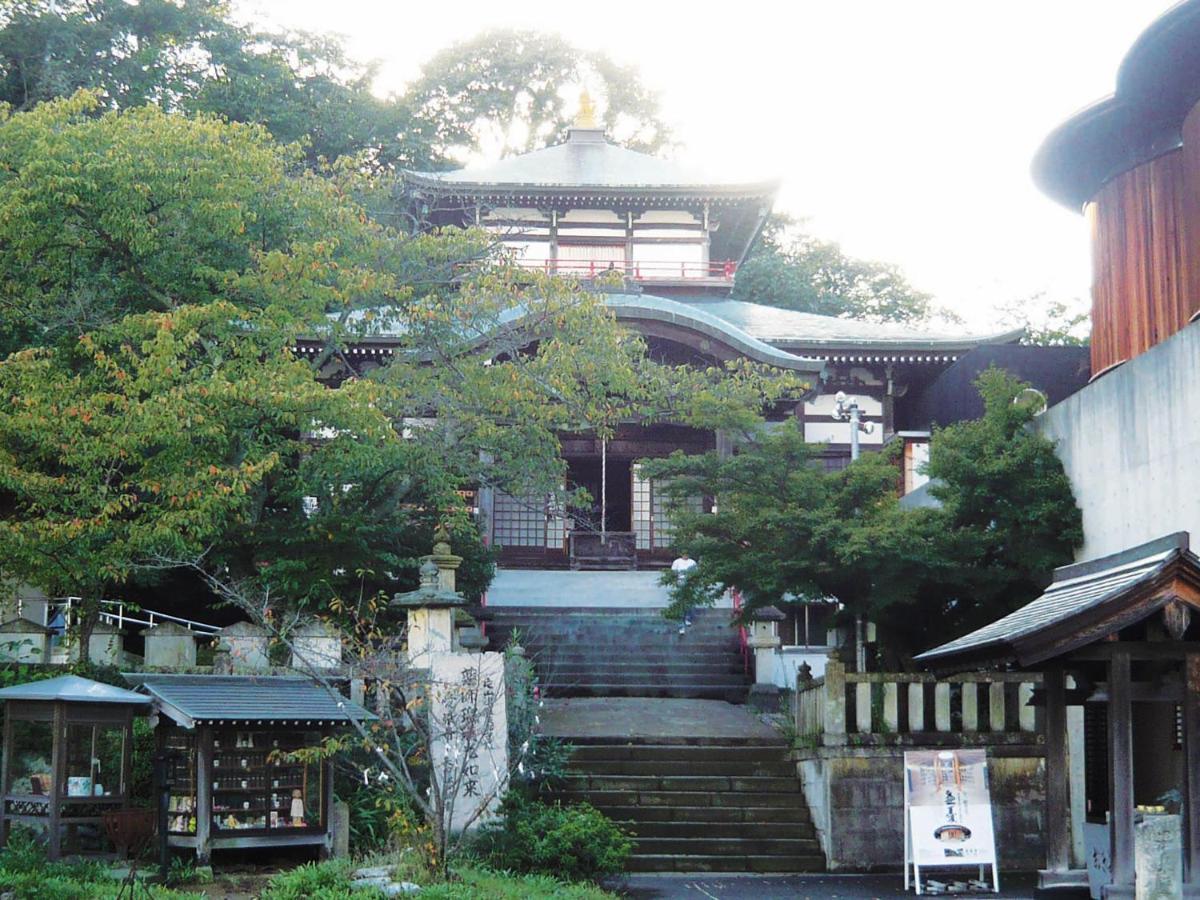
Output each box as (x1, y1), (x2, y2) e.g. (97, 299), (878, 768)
(904, 748), (999, 894)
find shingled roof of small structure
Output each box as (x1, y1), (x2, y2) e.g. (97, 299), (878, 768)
(917, 533), (1200, 668)
(125, 674), (372, 728)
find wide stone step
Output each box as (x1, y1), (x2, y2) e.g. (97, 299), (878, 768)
(563, 774), (802, 793)
(624, 821), (816, 839)
(626, 854), (825, 873)
(568, 742), (789, 759)
(549, 673), (749, 686)
(567, 759), (796, 777)
(546, 663), (747, 677)
(533, 653), (743, 667)
(557, 789), (810, 809)
(488, 606), (738, 619)
(633, 837), (819, 856)
(490, 617), (735, 629)
(591, 804), (814, 824)
(511, 641), (739, 654)
(544, 685), (746, 701)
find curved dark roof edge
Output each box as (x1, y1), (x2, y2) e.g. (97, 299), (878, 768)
(604, 295), (825, 375)
(771, 326), (1026, 354)
(1033, 0), (1200, 211)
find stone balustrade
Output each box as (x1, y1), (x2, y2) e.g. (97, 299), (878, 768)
(794, 659), (1041, 747)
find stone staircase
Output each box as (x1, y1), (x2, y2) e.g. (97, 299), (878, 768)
(485, 607), (750, 701)
(551, 737), (825, 873)
(487, 603), (824, 873)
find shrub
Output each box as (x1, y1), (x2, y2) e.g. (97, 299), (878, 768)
(475, 795), (632, 883)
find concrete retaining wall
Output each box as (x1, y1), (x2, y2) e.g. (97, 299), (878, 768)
(795, 748), (1045, 872)
(1037, 320), (1200, 560)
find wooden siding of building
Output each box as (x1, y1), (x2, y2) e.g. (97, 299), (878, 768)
(1087, 130), (1200, 374)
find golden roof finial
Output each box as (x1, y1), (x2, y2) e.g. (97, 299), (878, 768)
(575, 89), (598, 129)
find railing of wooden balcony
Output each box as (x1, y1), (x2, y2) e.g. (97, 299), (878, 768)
(514, 259), (739, 281)
(793, 660), (1042, 748)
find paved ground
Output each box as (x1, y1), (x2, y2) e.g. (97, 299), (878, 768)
(541, 697), (779, 740)
(614, 872), (1045, 899)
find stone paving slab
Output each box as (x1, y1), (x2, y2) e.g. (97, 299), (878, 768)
(488, 568), (736, 608)
(615, 872), (1045, 899)
(541, 697), (780, 742)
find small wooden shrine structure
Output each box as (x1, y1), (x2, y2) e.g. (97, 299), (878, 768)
(127, 674), (371, 863)
(919, 533), (1200, 898)
(0, 674), (151, 860)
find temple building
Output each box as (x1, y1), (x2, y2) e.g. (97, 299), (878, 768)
(402, 102), (1034, 572)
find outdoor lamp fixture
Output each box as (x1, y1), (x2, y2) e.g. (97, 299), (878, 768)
(831, 391), (875, 462)
(831, 391), (875, 673)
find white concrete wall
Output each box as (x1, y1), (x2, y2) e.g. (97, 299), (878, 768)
(770, 646), (834, 688)
(1037, 321), (1200, 561)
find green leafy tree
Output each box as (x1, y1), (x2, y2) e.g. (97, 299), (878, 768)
(0, 92), (407, 354)
(642, 423), (925, 624)
(0, 1), (419, 168)
(646, 368), (1082, 663)
(733, 214), (939, 324)
(0, 98), (803, 633)
(995, 292), (1090, 346)
(891, 368), (1084, 652)
(401, 29), (670, 159)
(0, 0), (228, 111)
(1, 8), (670, 169)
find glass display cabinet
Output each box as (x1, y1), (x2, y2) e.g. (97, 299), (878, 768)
(132, 674), (368, 862)
(0, 675), (151, 860)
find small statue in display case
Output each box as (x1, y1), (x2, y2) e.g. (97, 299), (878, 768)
(290, 789), (304, 827)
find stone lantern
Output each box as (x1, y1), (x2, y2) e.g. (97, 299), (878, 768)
(748, 605), (785, 709)
(390, 525), (470, 666)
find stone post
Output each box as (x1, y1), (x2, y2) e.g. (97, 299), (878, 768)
(0, 618), (50, 663)
(86, 620), (123, 667)
(220, 621), (271, 670)
(291, 621), (342, 670)
(141, 621), (197, 669)
(747, 606), (784, 710)
(823, 658), (847, 746)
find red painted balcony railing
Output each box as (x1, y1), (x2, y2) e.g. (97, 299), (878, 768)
(513, 258), (738, 281)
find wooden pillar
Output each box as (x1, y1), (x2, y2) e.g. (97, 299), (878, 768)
(1106, 650), (1135, 897)
(120, 708), (133, 806)
(48, 702), (64, 860)
(0, 709), (11, 848)
(1040, 666), (1072, 881)
(1183, 653), (1200, 897)
(195, 726), (213, 864)
(321, 756), (335, 860)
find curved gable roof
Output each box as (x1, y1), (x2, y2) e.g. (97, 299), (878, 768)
(679, 300), (1024, 353)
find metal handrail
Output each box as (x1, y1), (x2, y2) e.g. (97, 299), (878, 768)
(39, 597), (221, 635)
(731, 589), (750, 676)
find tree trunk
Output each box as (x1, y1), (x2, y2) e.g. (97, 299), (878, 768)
(72, 591), (104, 667)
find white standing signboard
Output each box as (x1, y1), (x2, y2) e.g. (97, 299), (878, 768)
(904, 749), (1000, 894)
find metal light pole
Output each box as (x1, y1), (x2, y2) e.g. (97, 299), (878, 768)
(832, 392), (875, 672)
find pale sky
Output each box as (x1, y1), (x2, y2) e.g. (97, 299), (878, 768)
(238, 0), (1172, 330)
